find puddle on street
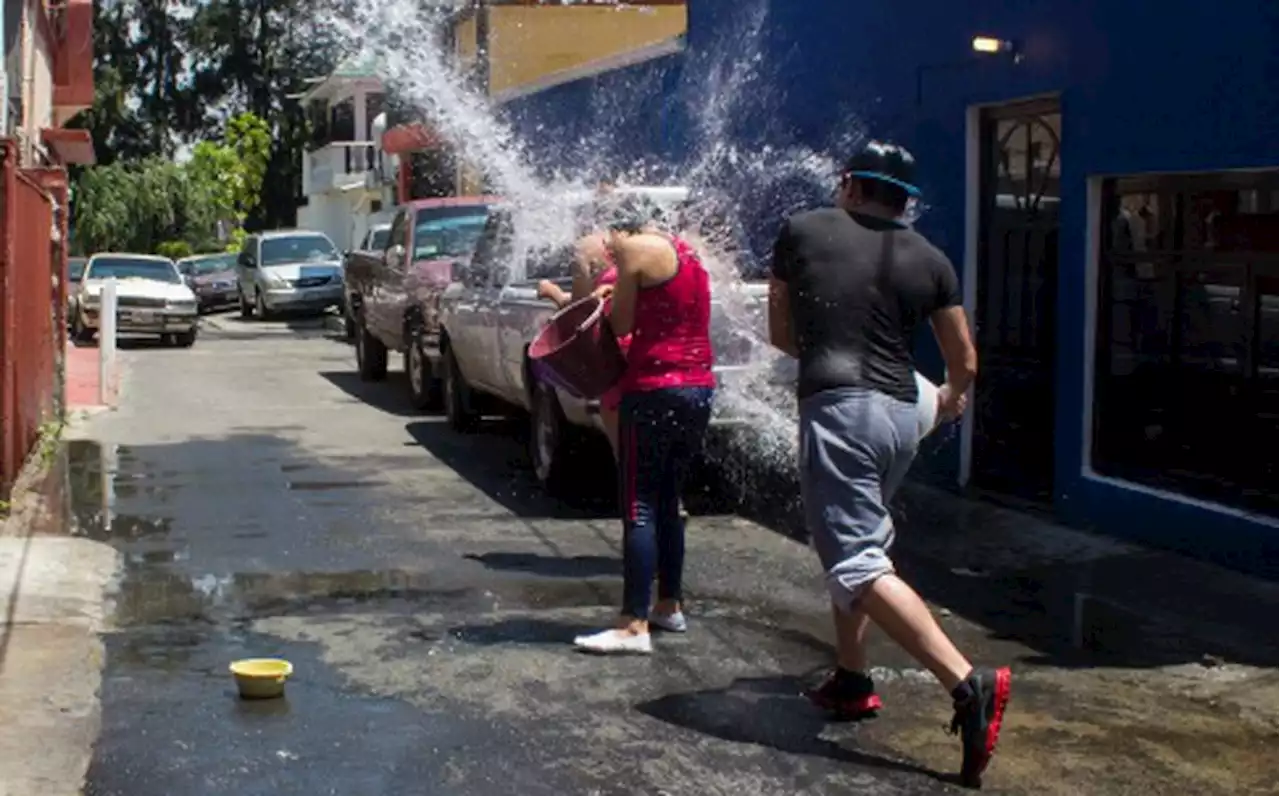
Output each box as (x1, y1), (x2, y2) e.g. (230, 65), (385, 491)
(57, 439), (1275, 674)
(286, 479), (387, 491)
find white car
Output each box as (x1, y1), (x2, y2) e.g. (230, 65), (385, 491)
(72, 253), (199, 347)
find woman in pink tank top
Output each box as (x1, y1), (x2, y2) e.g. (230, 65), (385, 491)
(572, 194), (715, 656)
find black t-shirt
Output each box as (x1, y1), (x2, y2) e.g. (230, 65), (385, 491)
(771, 208), (961, 402)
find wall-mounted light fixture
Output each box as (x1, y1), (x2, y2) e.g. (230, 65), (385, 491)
(916, 35), (1024, 106)
(972, 36), (1011, 55)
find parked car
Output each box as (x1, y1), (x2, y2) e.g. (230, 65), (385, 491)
(66, 256), (86, 330)
(436, 185), (768, 495)
(235, 229), (344, 320)
(71, 253), (199, 347)
(345, 197), (496, 408)
(177, 252), (239, 313)
(341, 222), (394, 339)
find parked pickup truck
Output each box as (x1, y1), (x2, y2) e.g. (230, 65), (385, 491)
(344, 196), (497, 409)
(436, 185), (769, 495)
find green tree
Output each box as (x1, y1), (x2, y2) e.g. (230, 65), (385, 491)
(186, 112), (271, 238)
(72, 157), (219, 255)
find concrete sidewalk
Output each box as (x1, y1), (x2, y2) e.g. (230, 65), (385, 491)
(0, 451), (119, 796)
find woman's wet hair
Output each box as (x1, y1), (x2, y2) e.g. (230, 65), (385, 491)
(603, 194), (662, 233)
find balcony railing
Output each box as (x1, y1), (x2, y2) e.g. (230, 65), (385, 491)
(304, 142), (389, 196)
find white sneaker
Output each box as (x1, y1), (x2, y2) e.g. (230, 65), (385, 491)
(573, 628), (653, 655)
(650, 611), (688, 633)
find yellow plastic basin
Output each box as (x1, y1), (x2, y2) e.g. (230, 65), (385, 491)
(229, 658), (293, 700)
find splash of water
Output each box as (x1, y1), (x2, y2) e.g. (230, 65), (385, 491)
(309, 0), (890, 491)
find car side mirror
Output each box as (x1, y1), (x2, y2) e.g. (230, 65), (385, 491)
(385, 244), (405, 268)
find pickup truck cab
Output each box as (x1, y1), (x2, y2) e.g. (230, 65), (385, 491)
(436, 185), (769, 495)
(344, 196), (496, 409)
(341, 222), (393, 339)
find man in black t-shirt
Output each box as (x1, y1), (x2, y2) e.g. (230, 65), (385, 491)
(769, 140), (1010, 789)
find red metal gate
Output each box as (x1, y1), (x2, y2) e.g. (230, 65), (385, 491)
(0, 140), (59, 496)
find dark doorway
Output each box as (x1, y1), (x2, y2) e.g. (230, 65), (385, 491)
(971, 98), (1061, 502)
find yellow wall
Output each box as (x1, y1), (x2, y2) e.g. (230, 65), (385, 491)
(455, 16), (477, 71)
(454, 5), (686, 96)
(449, 5), (684, 195)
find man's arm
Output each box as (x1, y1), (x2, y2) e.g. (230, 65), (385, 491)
(768, 278), (799, 358)
(929, 306), (977, 421)
(767, 219), (800, 357)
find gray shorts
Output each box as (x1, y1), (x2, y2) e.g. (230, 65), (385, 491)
(798, 387), (919, 610)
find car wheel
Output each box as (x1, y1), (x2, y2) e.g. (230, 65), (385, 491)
(255, 289), (274, 321)
(174, 328), (197, 348)
(530, 380), (578, 496)
(405, 328), (442, 411)
(355, 314), (389, 381)
(343, 309), (356, 341)
(239, 290), (253, 319)
(442, 343), (479, 432)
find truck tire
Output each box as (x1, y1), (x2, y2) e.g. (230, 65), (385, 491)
(174, 328), (197, 348)
(442, 343), (480, 432)
(530, 380), (578, 497)
(356, 314), (388, 381)
(405, 327), (442, 411)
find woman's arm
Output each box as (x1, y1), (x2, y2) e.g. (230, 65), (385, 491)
(536, 280), (571, 309)
(571, 235), (606, 301)
(606, 239), (644, 337)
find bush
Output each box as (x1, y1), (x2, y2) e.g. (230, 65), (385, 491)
(155, 240), (193, 260)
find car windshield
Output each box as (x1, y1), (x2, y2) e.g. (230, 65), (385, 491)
(180, 254), (237, 276)
(86, 257), (181, 284)
(413, 208), (489, 261)
(259, 234), (337, 266)
(68, 258), (86, 281)
(369, 228), (391, 250)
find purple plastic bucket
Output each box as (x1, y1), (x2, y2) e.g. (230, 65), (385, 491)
(528, 296), (627, 399)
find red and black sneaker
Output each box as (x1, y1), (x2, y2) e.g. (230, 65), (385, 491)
(805, 668), (883, 721)
(950, 667), (1012, 789)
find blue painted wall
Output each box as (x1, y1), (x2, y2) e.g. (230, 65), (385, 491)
(504, 0), (1279, 574)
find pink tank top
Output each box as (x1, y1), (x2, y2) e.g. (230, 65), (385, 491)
(616, 235), (715, 394)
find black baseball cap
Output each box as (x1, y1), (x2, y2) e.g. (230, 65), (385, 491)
(843, 140), (921, 197)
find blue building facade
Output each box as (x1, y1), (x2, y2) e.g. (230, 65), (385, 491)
(500, 0), (1279, 575)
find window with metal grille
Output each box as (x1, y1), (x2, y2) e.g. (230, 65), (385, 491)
(1093, 169), (1279, 515)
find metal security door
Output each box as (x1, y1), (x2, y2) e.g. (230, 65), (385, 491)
(972, 98), (1061, 502)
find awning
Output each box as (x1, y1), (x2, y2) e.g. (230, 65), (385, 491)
(381, 122), (443, 155)
(41, 128), (96, 165)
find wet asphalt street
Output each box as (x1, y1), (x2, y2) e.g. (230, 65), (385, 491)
(54, 313), (1278, 796)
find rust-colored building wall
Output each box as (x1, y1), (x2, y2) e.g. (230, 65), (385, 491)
(52, 0), (94, 122)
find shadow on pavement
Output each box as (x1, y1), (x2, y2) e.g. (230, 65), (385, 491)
(463, 552), (617, 578)
(730, 462), (1278, 671)
(405, 417), (618, 520)
(319, 370), (422, 418)
(635, 675), (956, 787)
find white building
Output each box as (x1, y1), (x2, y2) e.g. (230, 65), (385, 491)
(295, 57), (398, 252)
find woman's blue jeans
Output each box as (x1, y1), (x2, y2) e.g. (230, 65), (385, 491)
(617, 386), (714, 620)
